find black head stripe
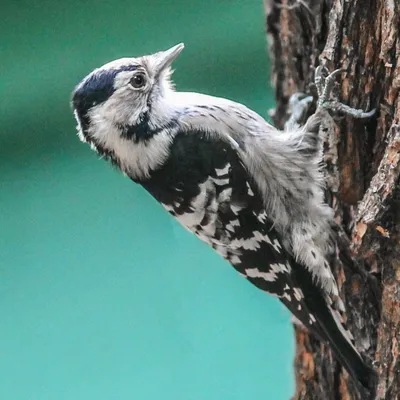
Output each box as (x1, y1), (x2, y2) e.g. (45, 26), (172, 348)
(72, 65), (138, 116)
(72, 65), (139, 136)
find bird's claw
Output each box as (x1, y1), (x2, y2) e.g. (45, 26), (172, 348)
(284, 92), (314, 131)
(314, 66), (375, 119)
(320, 101), (376, 119)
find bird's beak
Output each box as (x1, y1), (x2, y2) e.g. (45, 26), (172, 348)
(153, 43), (185, 75)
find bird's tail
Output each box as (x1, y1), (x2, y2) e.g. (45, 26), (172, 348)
(286, 262), (377, 393)
(308, 297), (378, 392)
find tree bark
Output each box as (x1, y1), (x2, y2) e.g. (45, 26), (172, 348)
(264, 1), (400, 399)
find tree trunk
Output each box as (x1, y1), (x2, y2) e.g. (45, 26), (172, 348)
(264, 1), (400, 399)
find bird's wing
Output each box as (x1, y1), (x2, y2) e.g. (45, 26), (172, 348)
(210, 138), (375, 390)
(143, 127), (375, 389)
(146, 125), (347, 342)
(215, 147), (375, 390)
(176, 96), (339, 295)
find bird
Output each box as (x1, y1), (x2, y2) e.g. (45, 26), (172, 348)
(71, 43), (377, 391)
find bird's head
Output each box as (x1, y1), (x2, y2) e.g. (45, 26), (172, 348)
(72, 44), (184, 158)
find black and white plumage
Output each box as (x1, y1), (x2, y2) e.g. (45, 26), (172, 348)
(72, 44), (377, 390)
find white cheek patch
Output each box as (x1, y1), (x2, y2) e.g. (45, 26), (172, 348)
(73, 109), (87, 143)
(86, 101), (177, 179)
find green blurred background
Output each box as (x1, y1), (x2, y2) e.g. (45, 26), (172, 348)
(0, 1), (294, 399)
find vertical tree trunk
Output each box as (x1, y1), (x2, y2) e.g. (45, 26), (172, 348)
(264, 1), (400, 399)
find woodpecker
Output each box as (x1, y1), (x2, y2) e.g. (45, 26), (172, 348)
(72, 44), (377, 390)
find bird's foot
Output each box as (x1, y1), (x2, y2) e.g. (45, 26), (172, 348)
(284, 92), (314, 131)
(314, 66), (376, 118)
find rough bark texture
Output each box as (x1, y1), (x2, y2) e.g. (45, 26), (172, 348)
(264, 1), (400, 399)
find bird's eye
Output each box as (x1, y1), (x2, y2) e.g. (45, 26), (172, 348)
(130, 72), (146, 89)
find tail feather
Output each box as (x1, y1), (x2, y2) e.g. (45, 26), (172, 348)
(313, 300), (378, 392)
(285, 260), (377, 392)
